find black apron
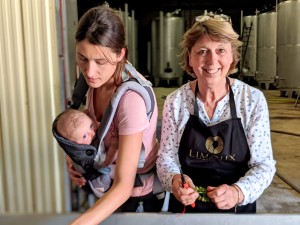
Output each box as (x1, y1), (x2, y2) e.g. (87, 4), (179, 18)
(169, 79), (256, 213)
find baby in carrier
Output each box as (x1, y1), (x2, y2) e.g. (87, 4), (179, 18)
(53, 108), (113, 197)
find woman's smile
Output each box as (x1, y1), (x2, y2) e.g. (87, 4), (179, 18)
(203, 68), (220, 74)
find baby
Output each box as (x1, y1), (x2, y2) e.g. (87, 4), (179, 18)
(54, 108), (113, 197)
(56, 108), (97, 145)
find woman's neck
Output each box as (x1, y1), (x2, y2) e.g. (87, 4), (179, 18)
(194, 78), (230, 119)
(93, 79), (117, 122)
(197, 78), (229, 103)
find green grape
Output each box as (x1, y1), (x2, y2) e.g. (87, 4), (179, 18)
(195, 186), (210, 202)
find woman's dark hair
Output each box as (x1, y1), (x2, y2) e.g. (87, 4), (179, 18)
(76, 5), (128, 85)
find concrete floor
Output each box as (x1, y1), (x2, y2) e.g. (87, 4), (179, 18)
(153, 86), (300, 213)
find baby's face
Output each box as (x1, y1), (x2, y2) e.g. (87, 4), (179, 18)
(72, 115), (97, 145)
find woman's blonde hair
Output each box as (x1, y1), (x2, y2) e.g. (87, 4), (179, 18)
(180, 17), (242, 77)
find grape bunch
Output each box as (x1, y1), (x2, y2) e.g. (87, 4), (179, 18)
(195, 186), (210, 202)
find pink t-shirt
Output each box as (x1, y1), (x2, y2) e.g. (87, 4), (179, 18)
(86, 84), (159, 197)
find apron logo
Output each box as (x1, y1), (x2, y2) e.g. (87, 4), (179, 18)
(205, 136), (224, 154)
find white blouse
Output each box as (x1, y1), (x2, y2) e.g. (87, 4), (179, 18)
(156, 79), (276, 205)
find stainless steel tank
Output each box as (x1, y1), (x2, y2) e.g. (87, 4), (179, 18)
(118, 4), (138, 67)
(151, 12), (184, 86)
(242, 15), (257, 77)
(256, 11), (277, 89)
(125, 15), (138, 67)
(277, 0), (300, 92)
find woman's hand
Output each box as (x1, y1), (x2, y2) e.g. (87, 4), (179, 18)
(171, 174), (199, 206)
(66, 156), (86, 187)
(207, 184), (243, 209)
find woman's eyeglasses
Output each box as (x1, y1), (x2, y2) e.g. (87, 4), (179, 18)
(194, 14), (231, 24)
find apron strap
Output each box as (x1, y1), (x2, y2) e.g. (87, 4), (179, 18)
(227, 77), (238, 119)
(194, 83), (200, 115)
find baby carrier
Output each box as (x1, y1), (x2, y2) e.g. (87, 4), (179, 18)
(52, 63), (161, 196)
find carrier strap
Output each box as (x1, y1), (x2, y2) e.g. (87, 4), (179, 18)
(69, 74), (89, 109)
(93, 78), (153, 169)
(93, 63), (154, 169)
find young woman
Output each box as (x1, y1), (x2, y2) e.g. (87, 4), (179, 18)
(66, 5), (162, 225)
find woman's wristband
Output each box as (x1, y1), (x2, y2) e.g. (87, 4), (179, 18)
(232, 184), (241, 213)
(232, 184), (241, 205)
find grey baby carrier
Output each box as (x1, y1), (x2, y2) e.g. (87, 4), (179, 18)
(52, 63), (156, 188)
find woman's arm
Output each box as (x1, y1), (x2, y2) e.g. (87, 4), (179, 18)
(236, 92), (276, 205)
(156, 94), (183, 192)
(69, 132), (143, 225)
(156, 87), (199, 205)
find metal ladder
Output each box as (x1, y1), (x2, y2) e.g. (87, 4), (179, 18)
(240, 22), (253, 68)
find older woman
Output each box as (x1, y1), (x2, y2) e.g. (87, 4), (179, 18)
(156, 14), (276, 213)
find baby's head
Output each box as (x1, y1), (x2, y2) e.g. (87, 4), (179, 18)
(56, 109), (97, 145)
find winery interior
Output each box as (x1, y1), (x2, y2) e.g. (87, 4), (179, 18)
(1, 0), (300, 224)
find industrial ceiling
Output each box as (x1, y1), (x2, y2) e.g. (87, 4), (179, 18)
(77, 0), (277, 19)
